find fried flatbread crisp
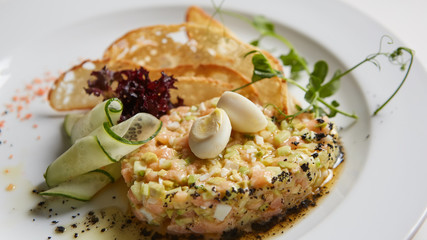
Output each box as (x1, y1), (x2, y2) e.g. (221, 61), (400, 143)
(49, 6), (292, 114)
(48, 59), (140, 111)
(48, 60), (259, 111)
(147, 64), (259, 103)
(103, 22), (290, 112)
(171, 77), (243, 106)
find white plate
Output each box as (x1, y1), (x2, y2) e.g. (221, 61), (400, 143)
(0, 0), (426, 239)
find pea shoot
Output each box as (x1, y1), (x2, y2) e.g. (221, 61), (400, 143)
(225, 13), (414, 119)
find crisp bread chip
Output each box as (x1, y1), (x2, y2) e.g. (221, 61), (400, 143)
(49, 6), (291, 113)
(48, 59), (259, 111)
(48, 59), (140, 111)
(185, 6), (233, 36)
(103, 22), (290, 112)
(147, 64), (259, 103)
(171, 77), (238, 106)
(185, 6), (291, 113)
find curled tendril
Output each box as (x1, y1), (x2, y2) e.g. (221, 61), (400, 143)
(373, 47), (414, 115)
(378, 35), (394, 53)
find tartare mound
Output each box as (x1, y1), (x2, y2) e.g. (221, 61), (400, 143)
(121, 98), (341, 235)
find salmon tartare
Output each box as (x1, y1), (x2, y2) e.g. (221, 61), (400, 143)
(121, 97), (341, 235)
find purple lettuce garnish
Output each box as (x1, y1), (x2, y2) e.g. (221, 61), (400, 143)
(85, 66), (183, 121)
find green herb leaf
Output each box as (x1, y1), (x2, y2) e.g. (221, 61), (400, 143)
(251, 52), (282, 82)
(319, 70), (341, 98)
(250, 39), (260, 47)
(309, 60), (328, 90)
(327, 100), (340, 118)
(280, 50), (307, 79)
(252, 16), (275, 36)
(232, 52), (281, 92)
(304, 88), (316, 103)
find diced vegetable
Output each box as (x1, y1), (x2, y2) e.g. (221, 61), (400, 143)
(214, 204), (232, 221)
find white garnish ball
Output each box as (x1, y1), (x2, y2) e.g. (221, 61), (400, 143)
(189, 108), (232, 159)
(217, 91), (268, 133)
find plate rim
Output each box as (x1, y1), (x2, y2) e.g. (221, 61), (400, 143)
(0, 0), (426, 239)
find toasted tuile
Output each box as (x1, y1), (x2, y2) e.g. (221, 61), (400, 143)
(171, 77), (250, 106)
(186, 6), (291, 113)
(49, 6), (292, 114)
(185, 6), (232, 36)
(48, 59), (140, 111)
(48, 59), (259, 111)
(147, 64), (259, 102)
(103, 21), (290, 112)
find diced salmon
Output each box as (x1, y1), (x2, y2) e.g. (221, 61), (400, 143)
(121, 98), (341, 236)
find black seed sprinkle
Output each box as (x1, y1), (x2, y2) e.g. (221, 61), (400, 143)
(315, 133), (326, 141)
(55, 226), (66, 233)
(300, 163), (309, 172)
(316, 118), (325, 124)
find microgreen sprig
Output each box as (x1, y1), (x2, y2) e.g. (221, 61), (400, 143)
(228, 14), (414, 119)
(232, 51), (357, 119)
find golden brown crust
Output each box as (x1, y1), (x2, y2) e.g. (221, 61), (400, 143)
(49, 6), (292, 114)
(185, 6), (225, 31)
(48, 59), (140, 111)
(102, 22), (289, 112)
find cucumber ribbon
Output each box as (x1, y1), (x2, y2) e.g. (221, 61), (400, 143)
(41, 99), (162, 201)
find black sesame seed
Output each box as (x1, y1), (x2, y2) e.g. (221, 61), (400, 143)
(316, 118), (325, 124)
(55, 226), (66, 233)
(300, 163), (309, 172)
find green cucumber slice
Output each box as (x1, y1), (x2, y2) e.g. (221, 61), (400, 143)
(70, 98), (123, 143)
(40, 171), (112, 201)
(91, 113), (162, 160)
(44, 135), (112, 187)
(44, 112), (162, 187)
(63, 113), (84, 137)
(40, 162), (121, 201)
(93, 161), (122, 182)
